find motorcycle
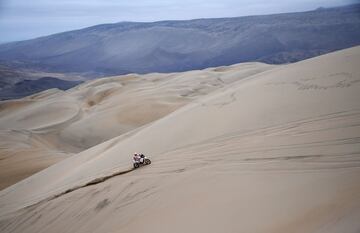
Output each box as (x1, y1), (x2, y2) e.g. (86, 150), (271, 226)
(133, 154), (151, 169)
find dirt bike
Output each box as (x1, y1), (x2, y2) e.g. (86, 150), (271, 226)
(133, 155), (151, 169)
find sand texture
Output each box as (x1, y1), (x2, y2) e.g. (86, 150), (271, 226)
(0, 47), (360, 233)
(0, 62), (272, 190)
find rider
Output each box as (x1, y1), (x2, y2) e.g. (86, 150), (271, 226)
(139, 153), (145, 163)
(133, 153), (141, 163)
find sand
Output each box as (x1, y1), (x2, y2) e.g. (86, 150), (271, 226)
(0, 62), (272, 190)
(0, 46), (360, 233)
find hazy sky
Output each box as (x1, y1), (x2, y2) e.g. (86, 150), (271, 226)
(0, 0), (357, 43)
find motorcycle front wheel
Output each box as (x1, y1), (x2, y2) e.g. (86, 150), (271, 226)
(144, 159), (151, 165)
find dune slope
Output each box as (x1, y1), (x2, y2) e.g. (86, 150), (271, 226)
(0, 62), (273, 190)
(1, 46), (360, 233)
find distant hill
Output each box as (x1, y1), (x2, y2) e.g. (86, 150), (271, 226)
(0, 4), (359, 77)
(0, 77), (82, 100)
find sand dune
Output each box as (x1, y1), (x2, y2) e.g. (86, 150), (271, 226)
(0, 63), (272, 189)
(1, 46), (360, 233)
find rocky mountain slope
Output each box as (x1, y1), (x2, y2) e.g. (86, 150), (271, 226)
(0, 4), (359, 76)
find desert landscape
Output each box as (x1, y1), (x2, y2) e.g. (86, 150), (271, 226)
(0, 62), (273, 190)
(0, 45), (359, 233)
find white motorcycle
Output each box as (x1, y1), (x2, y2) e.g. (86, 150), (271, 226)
(133, 154), (151, 169)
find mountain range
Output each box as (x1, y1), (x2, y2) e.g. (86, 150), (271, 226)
(0, 4), (359, 78)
